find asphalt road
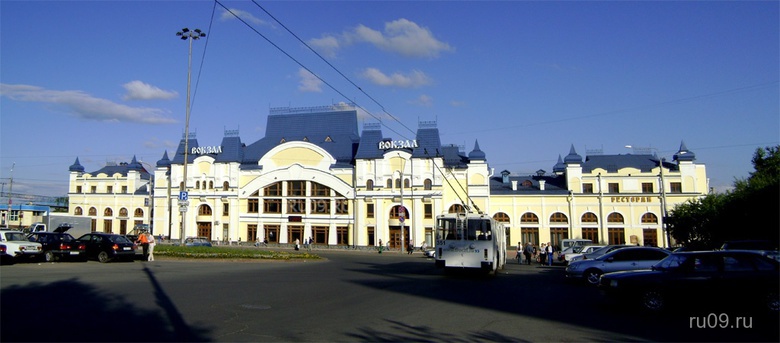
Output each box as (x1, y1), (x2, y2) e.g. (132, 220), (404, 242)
(1, 250), (777, 342)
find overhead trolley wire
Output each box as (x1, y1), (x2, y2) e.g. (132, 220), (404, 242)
(214, 0), (413, 141)
(249, 0), (417, 138)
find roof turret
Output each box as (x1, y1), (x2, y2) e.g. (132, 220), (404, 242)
(69, 157), (85, 172)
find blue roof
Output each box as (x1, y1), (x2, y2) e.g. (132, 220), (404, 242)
(243, 107), (360, 165)
(583, 154), (677, 173)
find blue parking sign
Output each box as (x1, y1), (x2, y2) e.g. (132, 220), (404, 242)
(179, 191), (188, 201)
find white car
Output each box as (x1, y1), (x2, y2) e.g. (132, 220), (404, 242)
(0, 230), (42, 263)
(563, 245), (605, 263)
(423, 249), (436, 258)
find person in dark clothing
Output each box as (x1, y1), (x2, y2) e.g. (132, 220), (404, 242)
(523, 242), (534, 265)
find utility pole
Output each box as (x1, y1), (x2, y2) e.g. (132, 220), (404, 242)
(8, 163), (15, 229)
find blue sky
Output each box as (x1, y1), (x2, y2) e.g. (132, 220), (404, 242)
(1, 0), (778, 198)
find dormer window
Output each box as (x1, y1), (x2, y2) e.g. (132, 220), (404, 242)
(279, 138), (286, 143)
(324, 136), (333, 142)
(303, 136), (309, 142)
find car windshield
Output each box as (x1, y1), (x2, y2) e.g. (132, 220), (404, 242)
(653, 254), (687, 270)
(5, 232), (28, 241)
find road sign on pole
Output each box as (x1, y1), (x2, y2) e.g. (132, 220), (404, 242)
(179, 191), (188, 201)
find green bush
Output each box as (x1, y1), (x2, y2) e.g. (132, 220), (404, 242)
(155, 245), (320, 260)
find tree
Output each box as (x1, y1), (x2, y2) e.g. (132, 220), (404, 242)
(667, 146), (780, 248)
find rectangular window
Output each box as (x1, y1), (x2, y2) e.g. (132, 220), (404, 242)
(581, 227), (599, 243)
(642, 228), (657, 247)
(288, 225), (304, 244)
(608, 228), (626, 245)
(76, 186), (82, 194)
(223, 203), (229, 216)
(107, 186), (113, 194)
(642, 183), (654, 193)
(582, 183), (594, 194)
(264, 199), (281, 214)
(335, 199), (348, 214)
(91, 186), (97, 194)
(521, 227), (539, 245)
(287, 181), (306, 196)
(424, 204), (433, 219)
(103, 219), (113, 233)
(247, 198), (259, 213)
(122, 186), (128, 193)
(311, 199), (330, 214)
(670, 182), (682, 193)
(366, 203), (375, 218)
(608, 183), (620, 193)
(288, 199), (306, 214)
(312, 226), (328, 244)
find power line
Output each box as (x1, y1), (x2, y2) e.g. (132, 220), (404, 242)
(214, 0), (413, 141)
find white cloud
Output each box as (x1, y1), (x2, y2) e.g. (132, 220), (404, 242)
(361, 68), (432, 88)
(410, 94), (434, 107)
(122, 80), (177, 101)
(310, 18), (453, 58)
(0, 83), (177, 124)
(297, 68), (323, 92)
(220, 8), (267, 26)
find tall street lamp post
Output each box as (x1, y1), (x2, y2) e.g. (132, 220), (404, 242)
(176, 28), (205, 244)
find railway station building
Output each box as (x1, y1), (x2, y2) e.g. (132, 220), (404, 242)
(66, 104), (709, 249)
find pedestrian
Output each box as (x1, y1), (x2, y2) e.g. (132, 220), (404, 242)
(523, 242), (534, 265)
(294, 238), (300, 251)
(407, 239), (414, 254)
(515, 242), (521, 263)
(147, 232), (156, 261)
(539, 243), (547, 265)
(378, 239), (383, 254)
(136, 230), (149, 261)
(307, 237), (312, 252)
(546, 242), (554, 266)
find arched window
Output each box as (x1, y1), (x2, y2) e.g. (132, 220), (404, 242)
(493, 212), (510, 223)
(448, 204), (466, 214)
(119, 208), (128, 217)
(390, 205), (409, 219)
(179, 181), (184, 190)
(198, 205), (212, 216)
(104, 208), (113, 216)
(520, 212), (539, 224)
(74, 207), (83, 215)
(404, 178), (410, 188)
(641, 213), (658, 224)
(209, 181), (214, 189)
(550, 212), (568, 224)
(424, 179), (432, 190)
(366, 179), (374, 191)
(196, 181), (200, 189)
(223, 181), (229, 191)
(581, 212), (598, 223)
(608, 212), (624, 224)
(134, 208), (144, 217)
(386, 179), (392, 188)
(522, 180), (533, 187)
(89, 207), (97, 216)
(395, 178), (401, 188)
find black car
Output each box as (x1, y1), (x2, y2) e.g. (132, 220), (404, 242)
(76, 232), (137, 263)
(27, 224), (86, 262)
(600, 250), (779, 313)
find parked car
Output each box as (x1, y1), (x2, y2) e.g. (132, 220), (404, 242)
(0, 244), (11, 264)
(563, 245), (605, 264)
(565, 246), (670, 285)
(423, 249), (436, 258)
(27, 224), (86, 262)
(184, 237), (213, 247)
(76, 232), (137, 263)
(0, 230), (42, 263)
(600, 250), (779, 312)
(568, 244), (634, 263)
(720, 240), (779, 261)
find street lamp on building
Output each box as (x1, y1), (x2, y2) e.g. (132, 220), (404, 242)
(626, 145), (670, 248)
(176, 28), (205, 244)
